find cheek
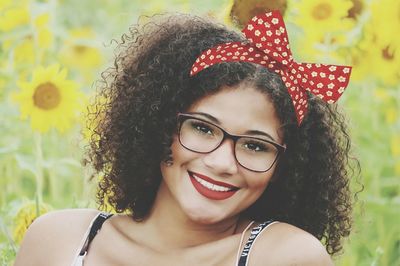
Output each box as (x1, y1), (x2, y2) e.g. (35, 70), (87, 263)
(245, 168), (276, 190)
(168, 135), (198, 166)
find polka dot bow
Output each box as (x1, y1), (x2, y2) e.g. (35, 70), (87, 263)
(190, 10), (352, 125)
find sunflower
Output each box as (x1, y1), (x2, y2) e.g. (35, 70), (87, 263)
(349, 46), (400, 85)
(13, 64), (85, 133)
(59, 28), (103, 78)
(3, 37), (36, 66)
(359, 29), (400, 86)
(372, 46), (400, 86)
(13, 201), (52, 244)
(343, 45), (370, 83)
(293, 0), (354, 33)
(343, 17), (400, 86)
(2, 12), (53, 67)
(370, 0), (400, 52)
(227, 0), (288, 28)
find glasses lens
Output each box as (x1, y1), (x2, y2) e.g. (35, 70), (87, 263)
(235, 137), (279, 172)
(179, 118), (223, 152)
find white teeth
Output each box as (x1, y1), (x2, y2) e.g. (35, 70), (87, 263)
(192, 174), (232, 192)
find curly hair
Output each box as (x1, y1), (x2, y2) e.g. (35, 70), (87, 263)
(85, 13), (360, 256)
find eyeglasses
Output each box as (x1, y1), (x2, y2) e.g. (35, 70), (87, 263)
(177, 113), (286, 172)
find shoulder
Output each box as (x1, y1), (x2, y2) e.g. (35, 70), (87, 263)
(250, 222), (333, 266)
(14, 208), (102, 266)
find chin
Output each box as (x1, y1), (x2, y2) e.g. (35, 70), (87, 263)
(182, 204), (225, 224)
(189, 215), (223, 225)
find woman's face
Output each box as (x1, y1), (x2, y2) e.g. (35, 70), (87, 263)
(159, 83), (284, 224)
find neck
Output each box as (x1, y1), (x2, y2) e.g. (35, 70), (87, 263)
(143, 182), (241, 251)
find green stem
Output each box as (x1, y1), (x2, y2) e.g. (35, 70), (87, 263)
(34, 132), (44, 204)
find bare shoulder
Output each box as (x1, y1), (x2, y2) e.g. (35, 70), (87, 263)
(14, 208), (101, 266)
(250, 222), (333, 266)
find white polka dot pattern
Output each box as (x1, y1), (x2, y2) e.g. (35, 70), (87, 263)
(190, 11), (352, 125)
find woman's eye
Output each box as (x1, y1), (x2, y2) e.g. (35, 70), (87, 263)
(243, 141), (269, 152)
(192, 122), (213, 135)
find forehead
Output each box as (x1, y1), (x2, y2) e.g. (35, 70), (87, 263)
(187, 84), (283, 141)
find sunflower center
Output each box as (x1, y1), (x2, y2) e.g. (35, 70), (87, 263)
(33, 82), (61, 110)
(230, 0), (287, 27)
(348, 0), (363, 19)
(74, 45), (87, 54)
(312, 3), (333, 20)
(382, 46), (394, 61)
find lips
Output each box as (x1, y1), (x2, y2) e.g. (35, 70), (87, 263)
(188, 171), (239, 200)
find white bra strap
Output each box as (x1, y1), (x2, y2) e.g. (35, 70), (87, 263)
(70, 212), (103, 266)
(234, 221), (255, 266)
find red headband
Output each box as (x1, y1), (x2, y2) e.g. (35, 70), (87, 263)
(190, 11), (352, 125)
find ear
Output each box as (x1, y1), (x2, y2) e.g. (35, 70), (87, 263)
(161, 154), (174, 167)
(161, 160), (173, 167)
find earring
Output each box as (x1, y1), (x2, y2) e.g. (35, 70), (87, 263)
(164, 160), (173, 166)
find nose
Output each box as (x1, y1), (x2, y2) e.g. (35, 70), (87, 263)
(202, 138), (239, 175)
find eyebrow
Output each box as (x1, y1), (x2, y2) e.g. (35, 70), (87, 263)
(188, 112), (279, 143)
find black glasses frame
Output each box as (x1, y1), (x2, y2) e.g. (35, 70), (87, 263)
(177, 113), (286, 172)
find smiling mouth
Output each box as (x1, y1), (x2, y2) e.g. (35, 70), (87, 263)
(192, 175), (233, 191)
(188, 171), (239, 200)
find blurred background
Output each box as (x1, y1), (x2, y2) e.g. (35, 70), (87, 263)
(0, 0), (399, 265)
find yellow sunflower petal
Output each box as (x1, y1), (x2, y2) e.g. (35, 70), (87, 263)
(34, 13), (50, 28)
(13, 39), (35, 65)
(0, 0), (13, 11)
(38, 28), (53, 49)
(0, 7), (29, 32)
(391, 136), (400, 157)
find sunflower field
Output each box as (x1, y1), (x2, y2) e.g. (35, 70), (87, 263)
(0, 0), (399, 265)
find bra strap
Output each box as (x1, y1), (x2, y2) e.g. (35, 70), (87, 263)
(79, 212), (114, 256)
(237, 220), (276, 266)
(235, 221), (255, 265)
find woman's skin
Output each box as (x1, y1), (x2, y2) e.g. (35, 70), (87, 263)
(15, 83), (333, 266)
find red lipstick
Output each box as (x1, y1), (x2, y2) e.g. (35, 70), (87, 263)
(188, 171), (239, 200)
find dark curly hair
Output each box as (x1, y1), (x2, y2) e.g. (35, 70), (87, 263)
(85, 13), (360, 256)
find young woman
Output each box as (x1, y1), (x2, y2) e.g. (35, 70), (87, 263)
(15, 11), (358, 266)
